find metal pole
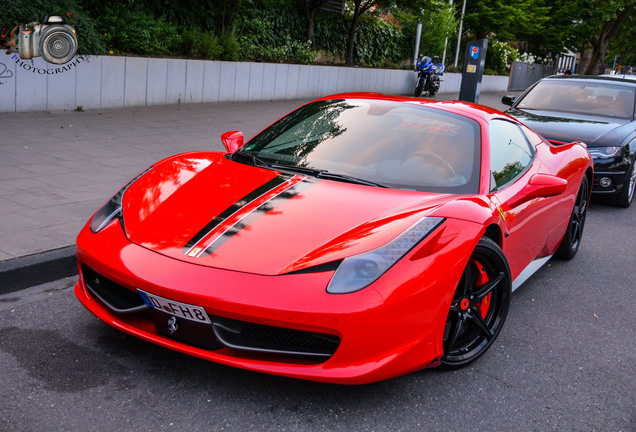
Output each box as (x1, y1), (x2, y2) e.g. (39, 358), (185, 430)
(442, 0), (453, 65)
(414, 22), (422, 64)
(454, 0), (466, 68)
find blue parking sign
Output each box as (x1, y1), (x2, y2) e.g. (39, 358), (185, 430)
(470, 46), (479, 59)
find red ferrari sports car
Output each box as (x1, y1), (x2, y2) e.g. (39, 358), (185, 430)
(75, 94), (593, 384)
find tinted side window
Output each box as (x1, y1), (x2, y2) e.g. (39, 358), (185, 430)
(489, 120), (534, 191)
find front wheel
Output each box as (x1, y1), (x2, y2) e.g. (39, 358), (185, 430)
(441, 237), (511, 369)
(555, 175), (589, 259)
(414, 79), (424, 97)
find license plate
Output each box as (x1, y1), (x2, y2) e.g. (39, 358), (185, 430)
(138, 289), (211, 324)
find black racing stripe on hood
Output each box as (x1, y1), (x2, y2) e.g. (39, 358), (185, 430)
(183, 174), (292, 252)
(199, 180), (315, 257)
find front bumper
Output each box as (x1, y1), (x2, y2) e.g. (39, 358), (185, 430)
(74, 219), (479, 384)
(591, 157), (630, 195)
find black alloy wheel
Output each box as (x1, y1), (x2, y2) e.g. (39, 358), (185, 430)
(441, 237), (511, 369)
(555, 175), (589, 259)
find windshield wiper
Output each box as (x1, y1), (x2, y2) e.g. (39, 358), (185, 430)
(269, 164), (323, 176)
(271, 164), (389, 188)
(316, 171), (389, 188)
(231, 151), (269, 167)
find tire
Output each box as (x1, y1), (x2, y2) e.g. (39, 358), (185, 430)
(414, 79), (424, 97)
(607, 156), (636, 208)
(441, 237), (511, 369)
(429, 76), (440, 96)
(555, 175), (589, 260)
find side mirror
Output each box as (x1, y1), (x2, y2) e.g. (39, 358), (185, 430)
(509, 174), (567, 207)
(221, 131), (244, 153)
(501, 95), (516, 106)
(525, 173), (568, 197)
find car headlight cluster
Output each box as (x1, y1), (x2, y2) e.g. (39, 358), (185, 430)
(90, 166), (153, 234)
(326, 217), (444, 294)
(588, 146), (623, 159)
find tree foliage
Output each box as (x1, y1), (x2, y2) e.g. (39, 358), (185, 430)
(606, 7), (636, 68)
(460, 0), (636, 74)
(3, 0), (634, 75)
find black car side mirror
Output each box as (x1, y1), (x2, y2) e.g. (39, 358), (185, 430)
(501, 95), (516, 106)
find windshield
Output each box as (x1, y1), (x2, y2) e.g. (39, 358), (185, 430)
(242, 99), (481, 194)
(517, 80), (636, 119)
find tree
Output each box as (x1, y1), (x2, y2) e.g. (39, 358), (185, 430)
(302, 0), (330, 44)
(345, 0), (379, 65)
(578, 1), (635, 74)
(462, 0), (549, 42)
(392, 0), (457, 61)
(458, 0), (636, 75)
(606, 8), (636, 69)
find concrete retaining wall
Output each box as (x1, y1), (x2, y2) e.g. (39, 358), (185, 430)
(0, 55), (509, 113)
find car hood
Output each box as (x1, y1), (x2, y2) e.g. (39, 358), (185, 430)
(121, 152), (456, 275)
(506, 108), (632, 146)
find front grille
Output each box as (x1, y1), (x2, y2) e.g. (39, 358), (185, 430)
(82, 266), (340, 362)
(213, 316), (340, 361)
(82, 265), (147, 313)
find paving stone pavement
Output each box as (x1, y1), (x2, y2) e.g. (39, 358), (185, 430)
(0, 91), (516, 263)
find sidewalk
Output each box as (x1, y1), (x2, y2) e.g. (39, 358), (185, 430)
(0, 90), (516, 290)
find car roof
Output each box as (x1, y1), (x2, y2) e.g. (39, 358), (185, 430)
(317, 92), (505, 123)
(599, 73), (636, 81)
(542, 74), (636, 86)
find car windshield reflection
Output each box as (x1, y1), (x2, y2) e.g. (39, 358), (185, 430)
(517, 80), (636, 119)
(242, 99), (481, 194)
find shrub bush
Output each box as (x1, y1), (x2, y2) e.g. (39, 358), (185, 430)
(219, 29), (240, 61)
(485, 40), (519, 74)
(100, 6), (180, 56)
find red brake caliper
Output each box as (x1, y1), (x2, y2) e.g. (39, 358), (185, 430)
(471, 260), (491, 319)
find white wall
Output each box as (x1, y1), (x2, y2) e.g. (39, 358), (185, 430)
(0, 55), (510, 113)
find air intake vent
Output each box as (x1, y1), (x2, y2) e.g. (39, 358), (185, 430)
(212, 316), (339, 361)
(82, 265), (147, 313)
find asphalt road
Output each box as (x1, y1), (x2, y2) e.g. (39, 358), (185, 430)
(1, 200), (634, 432)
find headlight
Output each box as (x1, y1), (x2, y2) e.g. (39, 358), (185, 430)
(90, 166), (153, 233)
(326, 217), (444, 294)
(588, 146), (623, 159)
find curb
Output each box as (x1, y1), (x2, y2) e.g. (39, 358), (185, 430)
(0, 246), (77, 295)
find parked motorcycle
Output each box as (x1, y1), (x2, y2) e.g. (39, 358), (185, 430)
(414, 55), (444, 97)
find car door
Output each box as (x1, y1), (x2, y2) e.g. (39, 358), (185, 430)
(487, 119), (557, 280)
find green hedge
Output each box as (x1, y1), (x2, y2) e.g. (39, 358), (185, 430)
(0, 0), (513, 73)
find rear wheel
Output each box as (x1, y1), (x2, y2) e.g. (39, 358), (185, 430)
(429, 76), (440, 96)
(555, 175), (589, 259)
(441, 237), (511, 369)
